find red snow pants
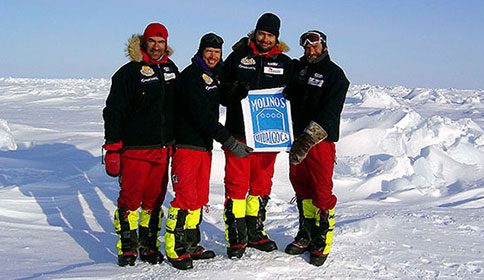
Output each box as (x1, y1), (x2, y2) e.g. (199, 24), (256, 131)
(117, 148), (171, 211)
(224, 142), (278, 199)
(170, 148), (212, 210)
(289, 141), (337, 210)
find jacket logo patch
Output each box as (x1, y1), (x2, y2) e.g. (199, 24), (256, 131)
(164, 67), (171, 72)
(267, 62), (280, 67)
(140, 66), (155, 77)
(314, 73), (324, 79)
(308, 77), (324, 87)
(202, 73), (213, 85)
(141, 77), (159, 84)
(264, 66), (284, 75)
(240, 57), (256, 65)
(164, 72), (176, 81)
(205, 85), (217, 91)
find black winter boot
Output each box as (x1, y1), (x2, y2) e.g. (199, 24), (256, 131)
(114, 207), (139, 267)
(246, 195), (277, 252)
(285, 198), (315, 255)
(308, 208), (335, 267)
(186, 228), (216, 260)
(165, 207), (193, 270)
(224, 198), (248, 259)
(139, 208), (164, 264)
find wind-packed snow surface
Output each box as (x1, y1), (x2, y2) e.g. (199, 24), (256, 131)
(0, 77), (483, 279)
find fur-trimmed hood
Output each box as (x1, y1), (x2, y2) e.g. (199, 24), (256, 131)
(232, 30), (289, 53)
(125, 34), (174, 62)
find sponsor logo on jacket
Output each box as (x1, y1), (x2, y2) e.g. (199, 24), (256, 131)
(264, 66), (284, 75)
(140, 66), (155, 77)
(240, 57), (256, 65)
(238, 57), (257, 70)
(164, 72), (176, 81)
(141, 76), (159, 84)
(202, 73), (213, 85)
(308, 75), (324, 87)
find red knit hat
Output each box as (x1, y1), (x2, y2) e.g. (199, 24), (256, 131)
(142, 23), (168, 44)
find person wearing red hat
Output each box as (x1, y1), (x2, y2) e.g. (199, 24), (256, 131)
(283, 30), (349, 267)
(220, 12), (292, 259)
(102, 22), (179, 267)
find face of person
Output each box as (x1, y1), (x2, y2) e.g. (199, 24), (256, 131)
(144, 37), (166, 60)
(255, 30), (276, 54)
(202, 47), (222, 68)
(304, 43), (324, 62)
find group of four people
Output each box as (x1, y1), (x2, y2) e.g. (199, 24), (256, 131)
(102, 12), (349, 270)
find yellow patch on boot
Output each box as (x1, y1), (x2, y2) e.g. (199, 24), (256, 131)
(302, 199), (318, 219)
(186, 209), (201, 230)
(246, 195), (260, 217)
(114, 208), (139, 255)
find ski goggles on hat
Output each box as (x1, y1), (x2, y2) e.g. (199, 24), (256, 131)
(204, 33), (224, 45)
(299, 32), (326, 47)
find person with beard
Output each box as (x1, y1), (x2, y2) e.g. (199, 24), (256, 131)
(282, 30), (349, 267)
(165, 33), (252, 270)
(220, 13), (292, 259)
(102, 22), (178, 267)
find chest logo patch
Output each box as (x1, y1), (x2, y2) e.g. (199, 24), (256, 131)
(140, 66), (155, 77)
(164, 72), (176, 81)
(308, 77), (324, 87)
(264, 66), (284, 75)
(202, 73), (213, 85)
(240, 57), (256, 65)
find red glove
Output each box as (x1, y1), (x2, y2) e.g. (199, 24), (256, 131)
(102, 142), (123, 177)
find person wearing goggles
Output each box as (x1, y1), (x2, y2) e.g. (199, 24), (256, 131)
(282, 30), (349, 267)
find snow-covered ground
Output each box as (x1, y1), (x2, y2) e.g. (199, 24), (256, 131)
(0, 77), (483, 279)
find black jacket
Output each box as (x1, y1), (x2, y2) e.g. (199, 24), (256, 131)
(284, 53), (349, 142)
(103, 35), (178, 148)
(221, 37), (292, 140)
(174, 56), (231, 151)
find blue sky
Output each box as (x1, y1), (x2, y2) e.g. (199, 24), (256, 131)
(1, 0), (483, 89)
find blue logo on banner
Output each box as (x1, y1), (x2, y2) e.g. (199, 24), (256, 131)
(248, 91), (292, 149)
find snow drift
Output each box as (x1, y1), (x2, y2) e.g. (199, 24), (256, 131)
(0, 77), (483, 279)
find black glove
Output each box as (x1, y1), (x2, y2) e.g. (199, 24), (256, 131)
(223, 136), (253, 158)
(231, 81), (250, 101)
(289, 121), (328, 165)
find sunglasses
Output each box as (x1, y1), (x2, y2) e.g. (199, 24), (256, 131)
(299, 32), (326, 47)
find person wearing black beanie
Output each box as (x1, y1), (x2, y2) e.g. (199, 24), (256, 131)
(255, 12), (280, 39)
(166, 32), (252, 270)
(220, 12), (292, 260)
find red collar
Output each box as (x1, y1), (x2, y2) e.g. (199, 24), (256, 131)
(250, 42), (282, 58)
(140, 48), (168, 64)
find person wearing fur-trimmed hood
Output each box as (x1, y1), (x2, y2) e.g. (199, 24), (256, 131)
(102, 22), (179, 267)
(220, 12), (293, 259)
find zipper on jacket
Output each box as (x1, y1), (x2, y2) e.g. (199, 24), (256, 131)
(156, 63), (167, 146)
